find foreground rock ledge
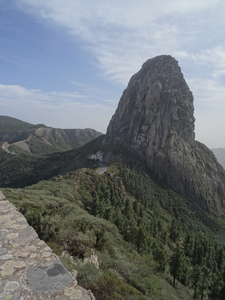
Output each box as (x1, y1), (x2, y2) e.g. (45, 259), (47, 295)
(0, 191), (95, 300)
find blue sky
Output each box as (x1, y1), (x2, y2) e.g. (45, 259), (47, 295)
(0, 0), (225, 148)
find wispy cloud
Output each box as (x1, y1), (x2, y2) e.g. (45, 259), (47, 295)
(9, 0), (225, 146)
(16, 0), (225, 84)
(188, 78), (225, 108)
(0, 84), (88, 103)
(71, 81), (86, 88)
(0, 84), (114, 132)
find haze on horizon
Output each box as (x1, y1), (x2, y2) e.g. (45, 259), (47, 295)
(0, 0), (225, 148)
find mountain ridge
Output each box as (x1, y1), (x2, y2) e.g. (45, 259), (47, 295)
(0, 115), (102, 155)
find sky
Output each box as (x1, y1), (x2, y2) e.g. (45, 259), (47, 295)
(0, 1), (225, 148)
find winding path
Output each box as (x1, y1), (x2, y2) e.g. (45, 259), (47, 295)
(1, 142), (17, 155)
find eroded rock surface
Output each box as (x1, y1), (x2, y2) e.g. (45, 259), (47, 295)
(105, 55), (225, 217)
(0, 191), (95, 300)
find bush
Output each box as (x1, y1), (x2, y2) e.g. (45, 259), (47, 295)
(77, 267), (146, 300)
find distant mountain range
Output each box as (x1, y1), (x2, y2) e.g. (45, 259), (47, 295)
(0, 115), (102, 155)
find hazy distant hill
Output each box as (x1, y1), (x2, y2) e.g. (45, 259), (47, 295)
(0, 116), (102, 155)
(211, 148), (225, 169)
(0, 115), (45, 141)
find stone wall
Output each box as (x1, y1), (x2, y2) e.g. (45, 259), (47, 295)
(0, 191), (95, 300)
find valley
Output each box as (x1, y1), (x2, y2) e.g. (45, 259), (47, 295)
(1, 55), (225, 300)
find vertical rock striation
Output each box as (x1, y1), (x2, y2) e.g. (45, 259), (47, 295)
(105, 55), (225, 217)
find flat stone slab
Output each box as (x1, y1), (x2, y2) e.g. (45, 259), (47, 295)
(27, 261), (73, 294)
(0, 193), (95, 300)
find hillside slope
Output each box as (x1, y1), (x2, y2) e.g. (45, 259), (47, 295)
(0, 115), (44, 141)
(3, 160), (225, 300)
(0, 116), (102, 155)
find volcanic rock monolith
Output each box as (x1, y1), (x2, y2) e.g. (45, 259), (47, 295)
(104, 55), (225, 217)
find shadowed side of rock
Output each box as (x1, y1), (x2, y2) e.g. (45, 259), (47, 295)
(0, 191), (95, 300)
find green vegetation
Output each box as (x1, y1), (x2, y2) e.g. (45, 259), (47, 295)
(2, 124), (225, 299)
(0, 115), (45, 136)
(3, 160), (225, 300)
(0, 116), (102, 156)
(0, 135), (106, 187)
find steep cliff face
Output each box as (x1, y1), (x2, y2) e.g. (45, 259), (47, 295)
(105, 55), (225, 217)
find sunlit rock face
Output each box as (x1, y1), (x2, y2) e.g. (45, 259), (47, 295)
(105, 55), (225, 217)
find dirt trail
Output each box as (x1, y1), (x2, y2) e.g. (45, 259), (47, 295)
(1, 140), (31, 154)
(1, 142), (16, 154)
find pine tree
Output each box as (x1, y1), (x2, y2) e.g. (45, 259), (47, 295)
(153, 244), (167, 273)
(169, 245), (187, 287)
(208, 272), (223, 300)
(216, 247), (225, 271)
(199, 265), (211, 300)
(136, 224), (147, 253)
(170, 219), (180, 242)
(191, 265), (202, 299)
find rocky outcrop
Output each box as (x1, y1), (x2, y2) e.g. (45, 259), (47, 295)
(104, 55), (225, 217)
